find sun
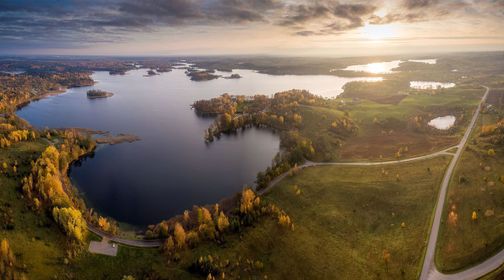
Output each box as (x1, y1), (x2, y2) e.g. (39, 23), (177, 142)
(360, 24), (398, 41)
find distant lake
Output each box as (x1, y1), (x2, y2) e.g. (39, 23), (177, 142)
(17, 68), (378, 226)
(410, 81), (455, 90)
(336, 58), (437, 74)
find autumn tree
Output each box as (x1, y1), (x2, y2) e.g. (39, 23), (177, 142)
(240, 188), (256, 214)
(98, 216), (111, 232)
(186, 230), (200, 248)
(52, 207), (87, 242)
(0, 239), (15, 279)
(164, 236), (175, 253)
(471, 211), (478, 221)
(159, 222), (169, 238)
(174, 222), (186, 248)
(278, 212), (294, 230)
(217, 212), (230, 232)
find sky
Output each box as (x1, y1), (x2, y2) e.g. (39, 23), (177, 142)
(0, 0), (503, 56)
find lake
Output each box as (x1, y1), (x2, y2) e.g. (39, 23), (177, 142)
(335, 58), (437, 74)
(17, 67), (380, 226)
(410, 81), (455, 90)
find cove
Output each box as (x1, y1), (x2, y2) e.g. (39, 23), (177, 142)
(17, 67), (375, 226)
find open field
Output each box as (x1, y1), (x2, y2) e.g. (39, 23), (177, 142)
(298, 85), (484, 161)
(436, 106), (504, 272)
(188, 156), (450, 279)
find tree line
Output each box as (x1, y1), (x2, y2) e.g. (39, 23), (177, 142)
(147, 188), (293, 259)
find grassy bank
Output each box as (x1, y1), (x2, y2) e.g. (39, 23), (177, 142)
(187, 156), (450, 279)
(436, 110), (504, 272)
(295, 85), (484, 162)
(0, 139), (70, 278)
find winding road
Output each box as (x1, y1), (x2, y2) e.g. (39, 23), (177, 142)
(89, 86), (503, 279)
(258, 145), (457, 195)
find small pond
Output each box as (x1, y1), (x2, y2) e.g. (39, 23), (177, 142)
(428, 115), (456, 130)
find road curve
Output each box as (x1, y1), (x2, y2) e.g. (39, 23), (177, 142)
(87, 224), (162, 248)
(420, 86), (495, 280)
(258, 145), (456, 195)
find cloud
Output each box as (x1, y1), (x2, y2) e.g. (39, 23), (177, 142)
(369, 0), (468, 25)
(402, 0), (439, 9)
(0, 0), (286, 48)
(0, 0), (502, 49)
(279, 1), (377, 36)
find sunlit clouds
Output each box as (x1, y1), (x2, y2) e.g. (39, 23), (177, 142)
(0, 0), (502, 55)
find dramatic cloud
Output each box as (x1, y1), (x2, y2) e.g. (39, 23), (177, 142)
(279, 1), (377, 35)
(368, 0), (468, 25)
(403, 0), (440, 9)
(0, 0), (283, 46)
(0, 0), (502, 53)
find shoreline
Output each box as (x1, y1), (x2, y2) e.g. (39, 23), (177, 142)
(15, 87), (69, 110)
(11, 77), (147, 237)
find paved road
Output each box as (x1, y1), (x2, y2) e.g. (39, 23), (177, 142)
(420, 86), (499, 280)
(87, 224), (162, 248)
(258, 145), (456, 195)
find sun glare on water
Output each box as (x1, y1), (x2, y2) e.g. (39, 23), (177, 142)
(366, 63), (387, 74)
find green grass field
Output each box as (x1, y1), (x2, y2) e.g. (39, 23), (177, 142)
(298, 85), (484, 161)
(188, 156), (450, 279)
(436, 112), (504, 272)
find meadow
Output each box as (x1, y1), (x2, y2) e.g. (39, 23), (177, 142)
(187, 156), (450, 279)
(436, 89), (504, 272)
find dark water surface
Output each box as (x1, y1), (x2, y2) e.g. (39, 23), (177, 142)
(17, 68), (369, 225)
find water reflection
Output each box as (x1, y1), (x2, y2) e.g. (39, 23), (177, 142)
(428, 115), (456, 130)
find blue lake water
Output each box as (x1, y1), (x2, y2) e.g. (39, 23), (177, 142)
(17, 68), (377, 225)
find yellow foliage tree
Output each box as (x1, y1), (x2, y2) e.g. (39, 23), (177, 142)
(471, 211), (478, 221)
(0, 238), (15, 278)
(98, 216), (110, 232)
(217, 212), (230, 232)
(186, 230), (200, 248)
(174, 222), (186, 248)
(240, 188), (256, 214)
(52, 207), (87, 242)
(164, 236), (175, 253)
(201, 207), (213, 224)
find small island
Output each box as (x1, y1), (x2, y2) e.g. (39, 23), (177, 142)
(145, 69), (159, 76)
(87, 89), (114, 99)
(224, 73), (242, 79)
(186, 69), (220, 81)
